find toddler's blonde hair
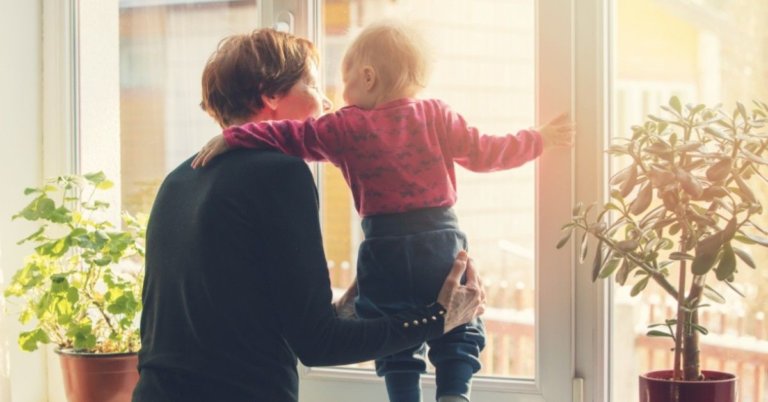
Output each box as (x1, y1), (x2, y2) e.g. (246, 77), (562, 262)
(342, 20), (432, 97)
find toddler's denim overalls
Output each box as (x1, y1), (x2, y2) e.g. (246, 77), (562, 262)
(355, 207), (486, 402)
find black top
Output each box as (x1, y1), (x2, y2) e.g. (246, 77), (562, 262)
(133, 150), (445, 402)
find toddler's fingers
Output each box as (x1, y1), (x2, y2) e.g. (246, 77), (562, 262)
(201, 151), (213, 167)
(191, 153), (202, 169)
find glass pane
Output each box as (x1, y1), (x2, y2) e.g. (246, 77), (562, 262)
(119, 0), (261, 214)
(611, 0), (768, 401)
(320, 0), (536, 379)
(119, 0), (538, 382)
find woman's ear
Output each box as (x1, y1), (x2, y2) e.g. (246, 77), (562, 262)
(261, 94), (280, 111)
(362, 66), (377, 91)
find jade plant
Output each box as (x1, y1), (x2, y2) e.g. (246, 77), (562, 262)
(4, 172), (146, 353)
(558, 97), (768, 380)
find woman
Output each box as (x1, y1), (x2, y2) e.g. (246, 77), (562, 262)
(132, 28), (485, 402)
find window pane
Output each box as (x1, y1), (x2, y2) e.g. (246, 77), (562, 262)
(320, 0), (536, 379)
(119, 0), (539, 382)
(612, 0), (768, 400)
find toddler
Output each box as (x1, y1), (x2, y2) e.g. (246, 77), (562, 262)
(192, 20), (574, 402)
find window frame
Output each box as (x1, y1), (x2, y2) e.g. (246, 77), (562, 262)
(299, 0), (613, 401)
(26, 0), (614, 400)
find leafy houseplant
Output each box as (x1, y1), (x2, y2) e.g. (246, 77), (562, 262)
(4, 172), (145, 354)
(558, 97), (768, 384)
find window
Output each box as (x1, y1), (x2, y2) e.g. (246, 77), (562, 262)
(611, 1), (768, 401)
(317, 0), (538, 380)
(18, 0), (585, 400)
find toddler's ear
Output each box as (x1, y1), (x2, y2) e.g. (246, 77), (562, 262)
(261, 94), (280, 111)
(363, 66), (377, 90)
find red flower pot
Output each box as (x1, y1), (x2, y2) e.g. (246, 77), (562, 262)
(639, 369), (737, 402)
(57, 350), (139, 402)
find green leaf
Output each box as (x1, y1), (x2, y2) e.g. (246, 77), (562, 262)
(691, 249), (719, 276)
(580, 233), (589, 264)
(669, 252), (694, 261)
(48, 237), (71, 257)
(83, 171), (107, 186)
(615, 259), (632, 286)
(647, 329), (674, 339)
(703, 285), (726, 304)
(67, 287), (79, 304)
(572, 202), (583, 217)
(690, 104), (705, 115)
(724, 280), (745, 297)
(50, 274), (69, 293)
(556, 229), (573, 249)
(704, 126), (729, 141)
(732, 246), (756, 269)
(598, 257), (621, 279)
(68, 323), (97, 351)
(107, 294), (139, 315)
(48, 206), (72, 224)
(737, 102), (747, 121)
(715, 243), (736, 281)
(734, 234), (756, 245)
(96, 180), (114, 190)
(669, 96), (682, 114)
(13, 197), (51, 221)
(630, 276), (650, 297)
(591, 241), (603, 282)
(18, 329), (50, 352)
(691, 323), (709, 335)
(16, 226), (46, 245)
(741, 232), (768, 247)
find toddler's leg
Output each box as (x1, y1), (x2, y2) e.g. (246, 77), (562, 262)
(375, 344), (428, 402)
(428, 319), (485, 401)
(385, 372), (422, 402)
(356, 294), (427, 402)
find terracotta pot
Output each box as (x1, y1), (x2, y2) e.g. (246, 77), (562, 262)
(639, 369), (737, 402)
(56, 350), (139, 402)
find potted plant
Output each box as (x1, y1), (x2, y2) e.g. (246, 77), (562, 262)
(3, 172), (146, 402)
(558, 97), (768, 402)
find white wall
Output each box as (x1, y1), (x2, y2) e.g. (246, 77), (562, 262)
(0, 0), (47, 401)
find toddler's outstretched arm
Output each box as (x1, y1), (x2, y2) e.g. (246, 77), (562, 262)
(538, 112), (576, 150)
(191, 134), (229, 168)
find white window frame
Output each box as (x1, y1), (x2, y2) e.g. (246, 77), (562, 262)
(301, 0), (612, 401)
(9, 0), (613, 400)
(0, 0), (47, 400)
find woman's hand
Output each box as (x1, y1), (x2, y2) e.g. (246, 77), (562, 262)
(191, 134), (230, 169)
(437, 251), (485, 333)
(333, 278), (358, 319)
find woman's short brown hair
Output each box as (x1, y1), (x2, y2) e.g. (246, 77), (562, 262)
(201, 29), (318, 127)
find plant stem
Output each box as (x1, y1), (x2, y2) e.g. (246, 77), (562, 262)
(673, 230), (688, 381)
(684, 276), (705, 380)
(590, 230), (679, 299)
(84, 291), (117, 335)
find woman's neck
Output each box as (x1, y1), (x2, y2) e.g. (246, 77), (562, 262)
(229, 109), (273, 126)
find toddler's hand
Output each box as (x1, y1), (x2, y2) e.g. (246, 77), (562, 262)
(191, 134), (230, 169)
(538, 112), (575, 150)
